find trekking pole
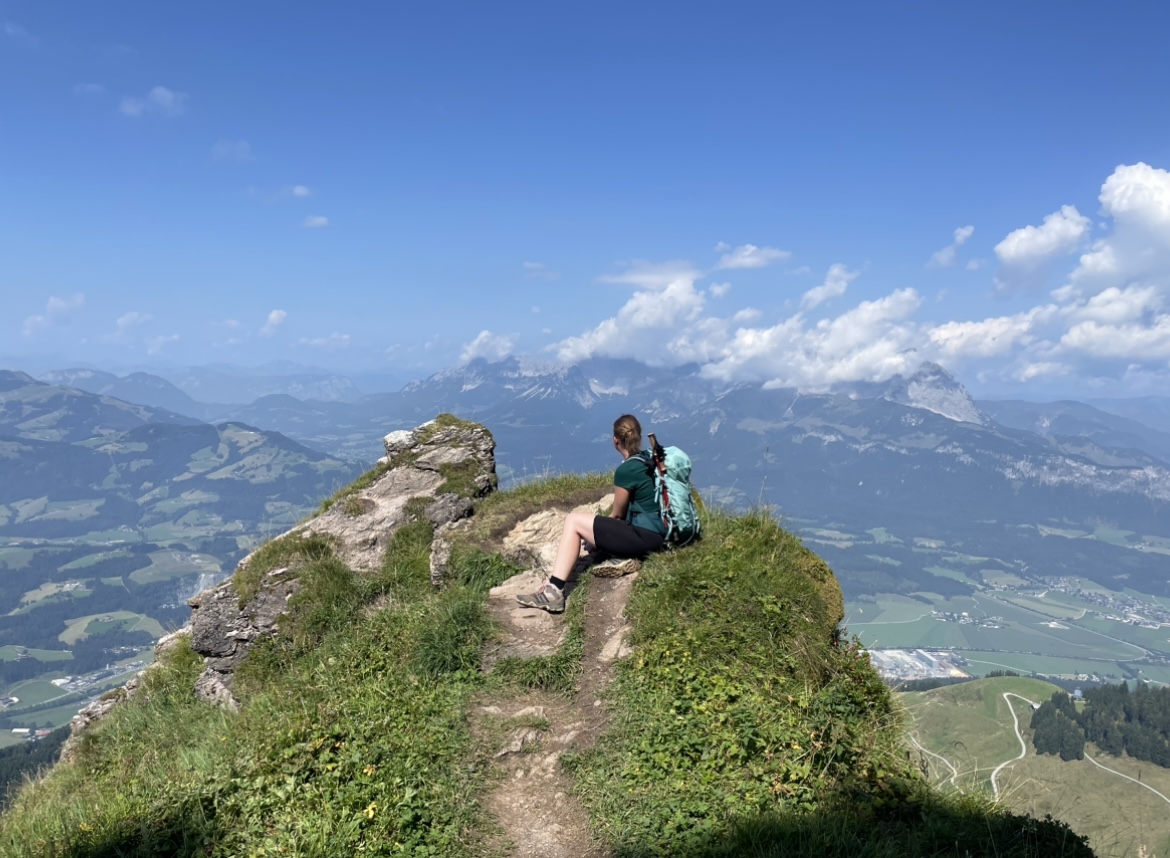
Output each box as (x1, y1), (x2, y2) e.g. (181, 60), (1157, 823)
(648, 433), (672, 532)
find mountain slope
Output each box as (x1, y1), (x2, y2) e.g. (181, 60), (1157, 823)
(0, 421), (1094, 857)
(0, 371), (202, 443)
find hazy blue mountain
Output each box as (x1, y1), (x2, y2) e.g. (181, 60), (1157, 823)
(38, 368), (215, 419)
(158, 364), (363, 404)
(979, 399), (1170, 465)
(0, 370), (203, 442)
(1085, 396), (1170, 435)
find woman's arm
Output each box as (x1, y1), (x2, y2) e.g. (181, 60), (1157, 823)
(611, 485), (631, 520)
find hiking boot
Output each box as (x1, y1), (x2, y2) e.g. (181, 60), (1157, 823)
(515, 581), (565, 613)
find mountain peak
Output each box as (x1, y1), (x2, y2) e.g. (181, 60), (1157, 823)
(840, 361), (987, 425)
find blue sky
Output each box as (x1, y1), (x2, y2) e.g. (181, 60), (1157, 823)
(3, 1), (1170, 397)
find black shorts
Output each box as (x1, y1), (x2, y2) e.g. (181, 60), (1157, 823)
(593, 516), (665, 559)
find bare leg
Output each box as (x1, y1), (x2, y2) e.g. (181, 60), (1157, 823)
(551, 511), (597, 584)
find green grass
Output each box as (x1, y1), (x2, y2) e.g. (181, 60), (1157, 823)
(902, 677), (1062, 791)
(5, 681), (69, 707)
(0, 476), (1096, 858)
(0, 647), (72, 663)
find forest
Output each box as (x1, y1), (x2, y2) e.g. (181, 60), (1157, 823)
(1030, 682), (1170, 766)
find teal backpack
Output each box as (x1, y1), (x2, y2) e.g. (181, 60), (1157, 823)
(646, 433), (701, 547)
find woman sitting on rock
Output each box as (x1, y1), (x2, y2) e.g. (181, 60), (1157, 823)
(516, 414), (666, 613)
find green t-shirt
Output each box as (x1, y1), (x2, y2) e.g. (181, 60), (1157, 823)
(614, 453), (665, 535)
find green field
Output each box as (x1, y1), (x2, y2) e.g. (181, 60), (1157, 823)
(58, 611), (164, 645)
(903, 677), (1170, 858)
(0, 647), (72, 663)
(960, 651), (1124, 678)
(902, 677), (1062, 791)
(6, 699), (86, 730)
(130, 549), (222, 585)
(924, 565), (979, 585)
(5, 680), (69, 707)
(0, 548), (36, 570)
(997, 593), (1087, 620)
(18, 580), (90, 605)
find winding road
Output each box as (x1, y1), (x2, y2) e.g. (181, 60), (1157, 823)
(990, 691), (1170, 811)
(990, 692), (1034, 800)
(909, 734), (959, 787)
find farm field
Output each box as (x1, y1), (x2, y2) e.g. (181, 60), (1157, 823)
(130, 550), (222, 585)
(58, 611), (164, 645)
(0, 647), (72, 663)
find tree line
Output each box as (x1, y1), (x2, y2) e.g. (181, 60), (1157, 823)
(1030, 681), (1170, 767)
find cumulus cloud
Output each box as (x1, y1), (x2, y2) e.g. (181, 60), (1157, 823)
(120, 86), (188, 118)
(260, 309), (287, 337)
(600, 260), (702, 290)
(117, 311), (152, 330)
(704, 289), (923, 389)
(290, 185), (311, 198)
(212, 139), (254, 162)
(929, 225), (975, 268)
(555, 265), (709, 365)
(548, 163), (1170, 393)
(22, 293), (85, 336)
(302, 215), (329, 229)
(994, 205), (1089, 292)
(298, 332), (351, 350)
(461, 330), (516, 364)
(801, 264), (859, 310)
(715, 243), (791, 270)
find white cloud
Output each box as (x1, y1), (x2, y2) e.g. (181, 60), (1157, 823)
(302, 215), (329, 229)
(522, 261), (560, 280)
(461, 330), (516, 363)
(600, 260), (702, 290)
(212, 140), (254, 162)
(801, 263), (859, 309)
(290, 185), (312, 198)
(715, 243), (791, 270)
(22, 293), (85, 336)
(260, 309), (287, 337)
(298, 332), (351, 350)
(929, 225), (975, 268)
(146, 335), (179, 355)
(703, 289), (923, 389)
(965, 258), (985, 271)
(926, 307), (1052, 359)
(555, 266), (708, 365)
(994, 205), (1089, 292)
(72, 83), (105, 95)
(553, 163), (1170, 392)
(120, 86), (188, 118)
(117, 311), (152, 330)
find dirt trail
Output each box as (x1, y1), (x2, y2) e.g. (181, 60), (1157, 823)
(476, 554), (638, 858)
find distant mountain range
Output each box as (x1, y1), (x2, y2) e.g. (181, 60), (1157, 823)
(11, 359), (1170, 602)
(0, 370), (361, 542)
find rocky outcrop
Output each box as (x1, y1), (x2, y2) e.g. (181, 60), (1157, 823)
(65, 415), (498, 737)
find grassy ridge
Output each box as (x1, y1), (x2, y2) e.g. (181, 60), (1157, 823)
(0, 466), (1096, 857)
